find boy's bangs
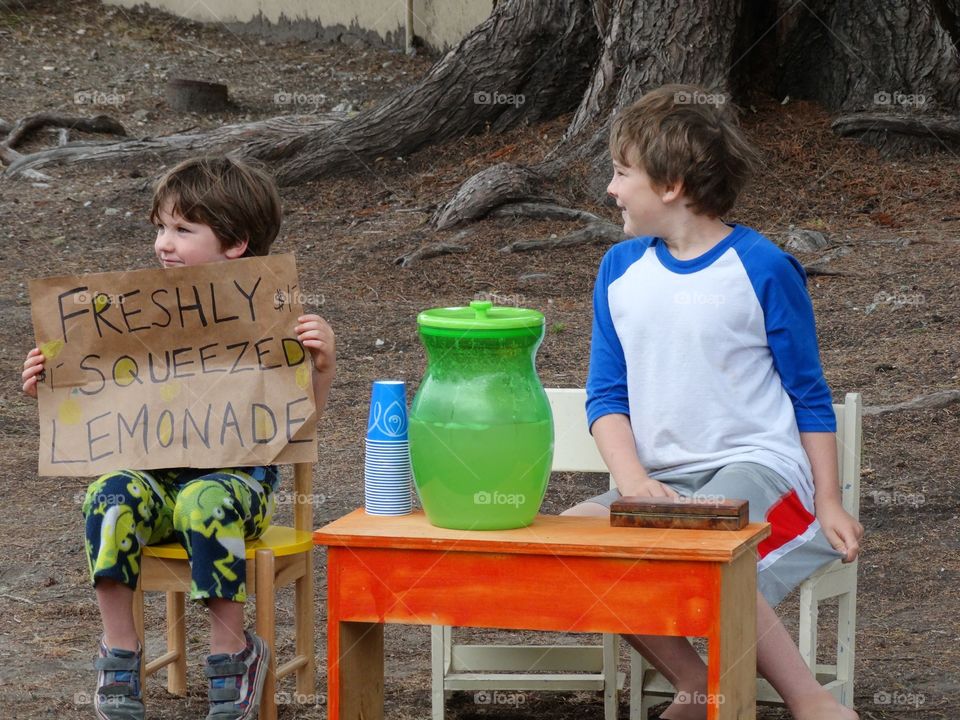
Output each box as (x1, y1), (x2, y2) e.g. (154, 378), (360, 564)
(150, 176), (207, 227)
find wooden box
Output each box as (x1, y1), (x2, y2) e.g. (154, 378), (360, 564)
(609, 496), (749, 531)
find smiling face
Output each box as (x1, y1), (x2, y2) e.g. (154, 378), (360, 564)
(153, 201), (248, 268)
(607, 160), (675, 238)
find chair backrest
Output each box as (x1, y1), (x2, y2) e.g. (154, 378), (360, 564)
(546, 388), (608, 473)
(544, 388), (862, 520)
(292, 462), (314, 532)
(834, 393), (862, 520)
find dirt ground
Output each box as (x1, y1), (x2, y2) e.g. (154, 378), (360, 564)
(1, 2), (958, 718)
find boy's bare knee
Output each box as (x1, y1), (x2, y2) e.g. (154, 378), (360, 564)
(561, 501), (610, 517)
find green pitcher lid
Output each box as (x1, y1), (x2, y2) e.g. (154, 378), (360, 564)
(417, 300), (544, 331)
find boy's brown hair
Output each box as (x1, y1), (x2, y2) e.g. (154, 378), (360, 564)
(609, 84), (760, 217)
(150, 156), (282, 256)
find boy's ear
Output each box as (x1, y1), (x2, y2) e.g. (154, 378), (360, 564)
(224, 238), (249, 258)
(661, 181), (684, 204)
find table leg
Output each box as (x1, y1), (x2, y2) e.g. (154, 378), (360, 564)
(327, 620), (384, 719)
(707, 551), (757, 720)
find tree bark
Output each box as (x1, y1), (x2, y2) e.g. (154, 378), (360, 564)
(777, 0), (960, 112)
(4, 0), (958, 231)
(435, 0), (746, 226)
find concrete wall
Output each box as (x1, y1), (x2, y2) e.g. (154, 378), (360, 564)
(105, 0), (493, 51)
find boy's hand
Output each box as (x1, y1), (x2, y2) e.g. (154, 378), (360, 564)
(21, 347), (45, 399)
(618, 477), (681, 499)
(296, 314), (336, 378)
(817, 500), (863, 563)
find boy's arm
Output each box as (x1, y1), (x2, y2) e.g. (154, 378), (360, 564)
(585, 245), (676, 499)
(801, 431), (863, 563)
(592, 413), (679, 498)
(296, 314), (336, 419)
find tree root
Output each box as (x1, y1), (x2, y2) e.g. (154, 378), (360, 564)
(802, 265), (845, 276)
(2, 112), (127, 150)
(0, 112), (129, 182)
(1, 113), (346, 179)
(863, 389), (960, 416)
(499, 222), (624, 253)
(831, 113), (960, 154)
(432, 164), (554, 229)
(490, 201), (606, 224)
(395, 240), (470, 267)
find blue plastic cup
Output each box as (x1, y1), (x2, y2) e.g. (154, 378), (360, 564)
(365, 380), (412, 515)
(367, 380), (409, 442)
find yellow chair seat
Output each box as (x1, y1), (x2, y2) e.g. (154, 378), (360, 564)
(142, 525), (314, 560)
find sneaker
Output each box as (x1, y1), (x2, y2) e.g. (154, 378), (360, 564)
(93, 639), (144, 720)
(204, 630), (270, 720)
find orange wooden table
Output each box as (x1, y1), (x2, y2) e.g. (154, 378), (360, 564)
(313, 510), (770, 720)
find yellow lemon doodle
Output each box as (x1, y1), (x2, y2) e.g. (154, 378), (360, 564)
(113, 357), (138, 387)
(57, 397), (82, 425)
(253, 404), (276, 440)
(282, 338), (305, 366)
(296, 364), (311, 390)
(160, 383), (181, 402)
(93, 293), (110, 313)
(157, 412), (174, 445)
(40, 339), (64, 360)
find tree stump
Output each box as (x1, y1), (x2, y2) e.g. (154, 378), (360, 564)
(165, 79), (230, 113)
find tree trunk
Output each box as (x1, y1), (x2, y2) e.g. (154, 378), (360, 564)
(436, 0), (747, 227)
(258, 0), (598, 186)
(777, 0), (960, 113)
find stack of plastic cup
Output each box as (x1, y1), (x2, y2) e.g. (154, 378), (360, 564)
(364, 380), (413, 516)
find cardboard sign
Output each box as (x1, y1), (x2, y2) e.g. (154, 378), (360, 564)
(29, 254), (318, 476)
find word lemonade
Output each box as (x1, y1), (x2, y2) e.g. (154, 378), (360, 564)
(29, 254), (317, 475)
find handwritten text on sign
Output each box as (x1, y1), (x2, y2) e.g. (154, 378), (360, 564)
(29, 254), (317, 476)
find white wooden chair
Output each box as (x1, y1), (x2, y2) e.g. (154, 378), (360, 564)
(431, 388), (624, 720)
(633, 392), (861, 717)
(431, 389), (861, 719)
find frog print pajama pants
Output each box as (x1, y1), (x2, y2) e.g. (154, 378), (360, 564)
(82, 465), (278, 602)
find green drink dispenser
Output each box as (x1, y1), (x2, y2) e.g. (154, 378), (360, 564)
(409, 300), (554, 530)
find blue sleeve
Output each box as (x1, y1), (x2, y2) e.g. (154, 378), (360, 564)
(742, 245), (836, 432)
(585, 249), (630, 432)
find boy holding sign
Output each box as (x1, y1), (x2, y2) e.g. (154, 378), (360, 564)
(21, 157), (335, 720)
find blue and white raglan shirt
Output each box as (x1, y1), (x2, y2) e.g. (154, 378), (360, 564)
(586, 224), (835, 512)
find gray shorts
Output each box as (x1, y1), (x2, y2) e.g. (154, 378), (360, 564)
(584, 462), (844, 606)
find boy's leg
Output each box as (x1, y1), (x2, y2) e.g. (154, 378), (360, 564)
(562, 500), (708, 720)
(84, 469), (175, 720)
(172, 468), (274, 651)
(757, 593), (858, 720)
(84, 469), (176, 651)
(94, 580), (137, 652)
(695, 463), (856, 720)
(173, 467), (275, 719)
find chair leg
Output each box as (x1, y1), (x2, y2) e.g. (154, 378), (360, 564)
(255, 549), (277, 720)
(166, 591), (188, 695)
(132, 583), (146, 694)
(431, 626), (449, 720)
(602, 633), (619, 720)
(629, 646), (645, 720)
(836, 587), (857, 707)
(798, 581), (819, 672)
(295, 550), (316, 697)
